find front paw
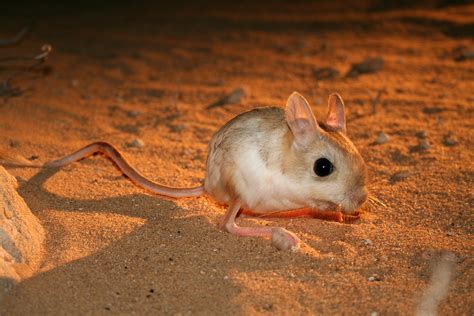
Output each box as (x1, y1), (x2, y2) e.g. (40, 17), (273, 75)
(271, 227), (300, 251)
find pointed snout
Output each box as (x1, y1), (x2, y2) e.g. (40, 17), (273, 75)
(341, 188), (368, 214)
(356, 189), (368, 208)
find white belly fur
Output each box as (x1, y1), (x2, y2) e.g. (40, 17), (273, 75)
(232, 146), (305, 212)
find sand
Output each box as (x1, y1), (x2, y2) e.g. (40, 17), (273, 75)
(0, 1), (473, 314)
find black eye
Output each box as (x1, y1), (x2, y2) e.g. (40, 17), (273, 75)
(314, 158), (334, 177)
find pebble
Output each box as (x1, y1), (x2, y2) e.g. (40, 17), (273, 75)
(346, 57), (384, 77)
(368, 275), (381, 282)
(262, 303), (274, 311)
(227, 88), (246, 103)
(415, 130), (426, 139)
(364, 239), (373, 246)
(127, 138), (145, 148)
(409, 139), (430, 153)
(374, 132), (389, 144)
(443, 133), (458, 147)
(168, 124), (185, 133)
(207, 87), (246, 109)
(422, 107), (444, 114)
(312, 66), (340, 80)
(8, 140), (19, 148)
(453, 46), (474, 61)
(389, 171), (411, 184)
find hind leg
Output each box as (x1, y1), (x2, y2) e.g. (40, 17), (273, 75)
(221, 200), (300, 251)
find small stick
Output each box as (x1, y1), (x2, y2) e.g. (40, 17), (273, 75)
(0, 25), (30, 47)
(0, 44), (52, 66)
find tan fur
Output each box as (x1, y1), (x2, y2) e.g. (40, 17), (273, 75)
(205, 95), (367, 215)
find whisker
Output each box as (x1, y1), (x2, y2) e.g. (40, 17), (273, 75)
(365, 199), (376, 211)
(368, 195), (387, 208)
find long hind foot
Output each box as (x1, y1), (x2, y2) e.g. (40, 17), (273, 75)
(241, 207), (360, 223)
(221, 200), (300, 251)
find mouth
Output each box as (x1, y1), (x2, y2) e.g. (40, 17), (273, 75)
(341, 209), (361, 217)
(309, 195), (367, 215)
(340, 198), (366, 215)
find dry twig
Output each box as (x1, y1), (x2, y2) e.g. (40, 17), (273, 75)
(0, 25), (30, 47)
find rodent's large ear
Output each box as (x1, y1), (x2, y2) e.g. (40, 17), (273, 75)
(326, 93), (346, 133)
(285, 91), (319, 146)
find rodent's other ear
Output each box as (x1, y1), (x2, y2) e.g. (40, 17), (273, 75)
(285, 91), (319, 146)
(326, 93), (346, 133)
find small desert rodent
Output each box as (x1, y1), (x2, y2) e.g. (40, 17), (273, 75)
(1, 92), (367, 251)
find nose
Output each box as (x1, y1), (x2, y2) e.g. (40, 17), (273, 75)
(347, 189), (367, 208)
(342, 189), (367, 213)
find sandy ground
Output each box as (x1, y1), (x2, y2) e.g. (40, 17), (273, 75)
(0, 1), (473, 314)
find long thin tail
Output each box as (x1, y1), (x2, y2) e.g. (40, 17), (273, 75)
(1, 142), (205, 198)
